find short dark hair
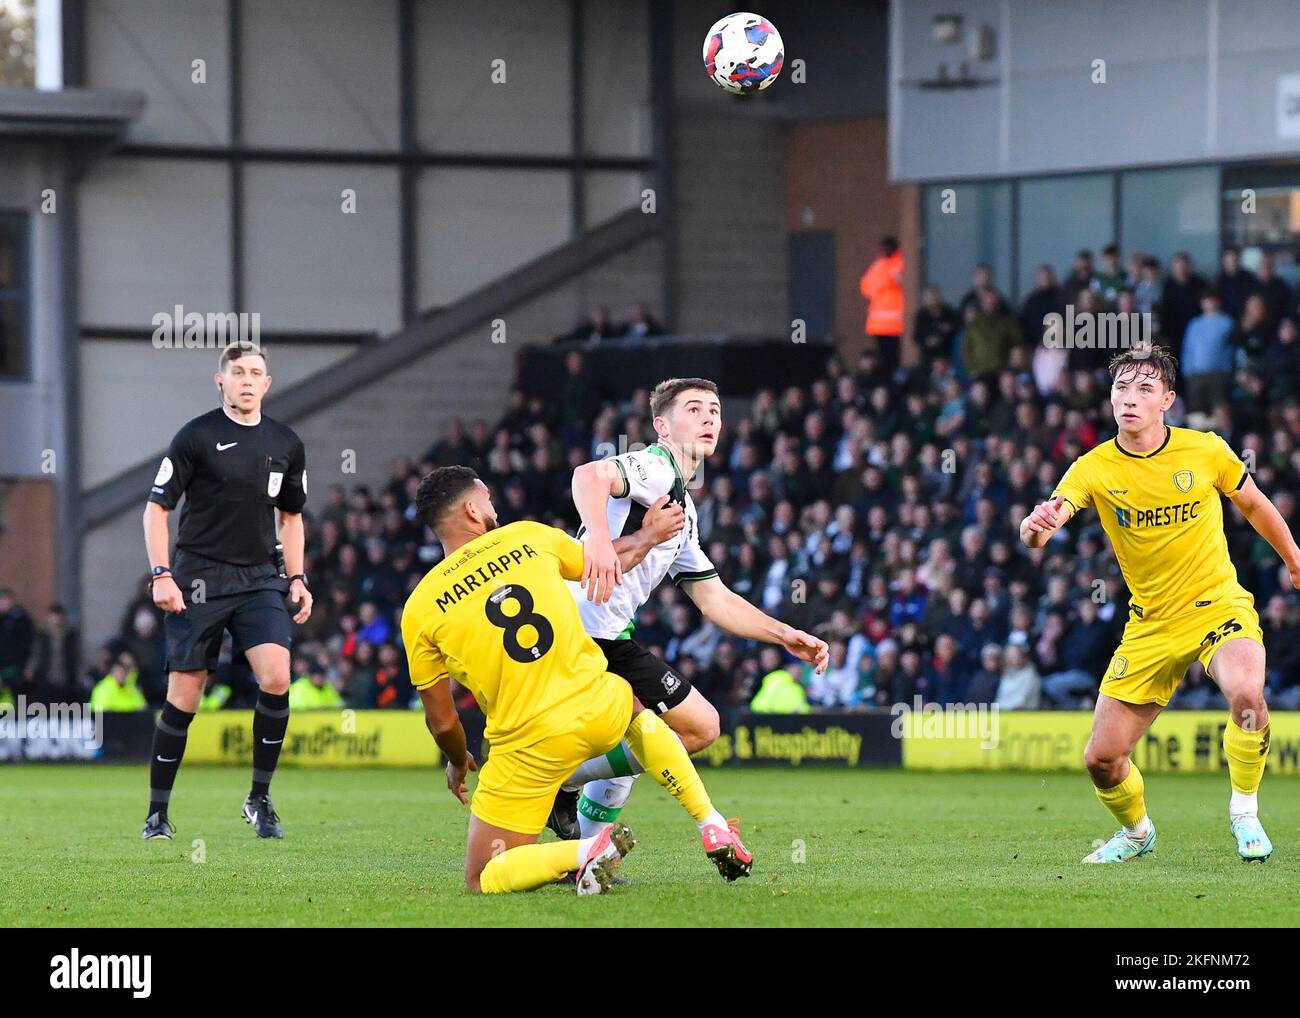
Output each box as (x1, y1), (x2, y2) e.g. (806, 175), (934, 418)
(415, 466), (480, 531)
(1108, 343), (1177, 390)
(218, 341), (267, 371)
(880, 235), (899, 254)
(650, 377), (719, 419)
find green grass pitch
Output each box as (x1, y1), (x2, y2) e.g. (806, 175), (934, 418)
(3, 765), (1296, 927)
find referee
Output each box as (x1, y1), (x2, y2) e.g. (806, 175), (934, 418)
(141, 341), (312, 840)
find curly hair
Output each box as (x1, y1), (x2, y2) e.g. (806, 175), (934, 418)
(414, 466), (479, 531)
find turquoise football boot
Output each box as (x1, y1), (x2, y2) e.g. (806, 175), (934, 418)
(1230, 814), (1273, 863)
(1082, 824), (1156, 863)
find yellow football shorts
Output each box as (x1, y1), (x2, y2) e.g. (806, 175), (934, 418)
(469, 674), (634, 835)
(1101, 593), (1263, 707)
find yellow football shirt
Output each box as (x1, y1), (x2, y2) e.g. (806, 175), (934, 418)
(1051, 426), (1249, 621)
(401, 520), (613, 752)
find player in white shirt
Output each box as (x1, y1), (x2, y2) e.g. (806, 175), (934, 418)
(550, 377), (830, 878)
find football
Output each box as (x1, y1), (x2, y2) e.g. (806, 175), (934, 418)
(702, 12), (784, 95)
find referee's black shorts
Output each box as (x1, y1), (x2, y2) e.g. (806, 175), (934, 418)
(164, 589), (292, 673)
(594, 637), (692, 715)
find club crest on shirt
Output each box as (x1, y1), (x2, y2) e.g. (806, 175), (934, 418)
(1111, 655), (1129, 678)
(267, 471), (284, 497)
(661, 670), (681, 694)
(1173, 469), (1193, 493)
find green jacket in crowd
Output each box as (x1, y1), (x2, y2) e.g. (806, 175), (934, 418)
(89, 669), (147, 712)
(961, 311), (1021, 378)
(288, 675), (343, 712)
(750, 668), (811, 714)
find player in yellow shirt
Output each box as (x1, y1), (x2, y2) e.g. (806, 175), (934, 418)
(401, 466), (753, 894)
(1021, 344), (1300, 864)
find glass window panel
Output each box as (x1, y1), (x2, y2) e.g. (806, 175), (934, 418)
(1121, 166), (1218, 274)
(923, 182), (1012, 304)
(1017, 173), (1114, 296)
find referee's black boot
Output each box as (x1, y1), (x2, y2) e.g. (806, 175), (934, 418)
(141, 811), (174, 840)
(241, 793), (283, 839)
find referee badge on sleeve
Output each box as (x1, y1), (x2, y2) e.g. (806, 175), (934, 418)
(154, 457), (173, 486)
(267, 471), (284, 497)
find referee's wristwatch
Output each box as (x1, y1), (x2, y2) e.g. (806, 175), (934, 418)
(288, 573), (308, 588)
(150, 566), (173, 584)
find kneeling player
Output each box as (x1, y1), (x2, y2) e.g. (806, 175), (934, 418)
(401, 467), (749, 894)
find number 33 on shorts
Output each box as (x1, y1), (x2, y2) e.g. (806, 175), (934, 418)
(1099, 597), (1263, 707)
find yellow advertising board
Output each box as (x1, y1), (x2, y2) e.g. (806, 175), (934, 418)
(184, 710), (440, 767)
(901, 710), (1300, 774)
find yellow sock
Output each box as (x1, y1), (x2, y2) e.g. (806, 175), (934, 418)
(622, 709), (714, 823)
(1095, 760), (1147, 829)
(478, 841), (580, 894)
(1224, 718), (1270, 795)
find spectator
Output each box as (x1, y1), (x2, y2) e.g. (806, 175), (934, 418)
(961, 288), (1021, 382)
(927, 633), (965, 704)
(0, 588), (34, 699)
(1133, 257), (1162, 316)
(555, 305), (620, 344)
(90, 652), (148, 712)
(806, 640), (859, 708)
(914, 284), (960, 361)
(121, 606), (165, 704)
(1255, 252), (1293, 324)
(859, 235), (905, 377)
(750, 648), (810, 713)
(289, 663), (343, 711)
(26, 604), (82, 703)
(1258, 594), (1300, 707)
(1019, 264), (1063, 346)
(1215, 245), (1259, 320)
(958, 263), (1003, 318)
(1095, 243), (1127, 306)
(1061, 249), (1097, 305)
(1039, 598), (1110, 706)
(1233, 293), (1274, 370)
(1181, 291), (1234, 413)
(621, 301), (664, 339)
(995, 644), (1041, 710)
(965, 643), (1003, 704)
(1160, 252), (1208, 357)
(1264, 317), (1300, 402)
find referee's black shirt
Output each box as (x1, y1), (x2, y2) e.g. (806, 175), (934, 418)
(149, 407), (307, 597)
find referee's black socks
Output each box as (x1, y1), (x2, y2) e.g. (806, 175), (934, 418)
(149, 701), (195, 816)
(250, 690), (290, 797)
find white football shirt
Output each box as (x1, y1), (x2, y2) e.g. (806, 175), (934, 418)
(568, 444), (718, 639)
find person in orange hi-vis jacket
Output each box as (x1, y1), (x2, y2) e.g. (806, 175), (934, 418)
(859, 235), (905, 377)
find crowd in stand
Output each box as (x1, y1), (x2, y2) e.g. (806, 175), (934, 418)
(6, 244), (1300, 716)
